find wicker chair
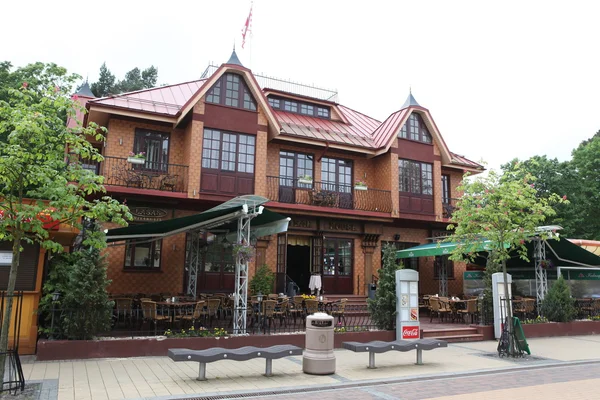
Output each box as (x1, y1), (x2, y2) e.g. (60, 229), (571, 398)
(273, 299), (289, 327)
(305, 299), (319, 316)
(289, 296), (305, 323)
(331, 298), (347, 325)
(141, 301), (170, 335)
(176, 301), (207, 328)
(113, 298), (133, 326)
(206, 298), (221, 325)
(261, 300), (278, 332)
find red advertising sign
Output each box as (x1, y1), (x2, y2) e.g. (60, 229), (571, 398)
(402, 326), (420, 339)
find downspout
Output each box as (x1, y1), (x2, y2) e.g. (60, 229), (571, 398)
(317, 140), (330, 162)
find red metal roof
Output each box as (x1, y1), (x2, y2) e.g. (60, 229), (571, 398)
(83, 74), (481, 168)
(88, 79), (207, 116)
(450, 152), (484, 169)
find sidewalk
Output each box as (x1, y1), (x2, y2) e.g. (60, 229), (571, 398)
(23, 335), (600, 400)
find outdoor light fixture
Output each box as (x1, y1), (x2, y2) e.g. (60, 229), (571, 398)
(257, 292), (263, 303)
(394, 234), (401, 241)
(258, 205), (264, 214)
(52, 291), (61, 302)
(318, 294), (324, 302)
(242, 203), (249, 213)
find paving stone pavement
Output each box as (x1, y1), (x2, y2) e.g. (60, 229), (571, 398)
(18, 335), (600, 400)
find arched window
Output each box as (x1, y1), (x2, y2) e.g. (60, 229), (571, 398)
(399, 113), (432, 144)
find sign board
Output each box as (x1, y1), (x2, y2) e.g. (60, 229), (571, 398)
(0, 251), (12, 266)
(492, 272), (512, 339)
(396, 269), (420, 341)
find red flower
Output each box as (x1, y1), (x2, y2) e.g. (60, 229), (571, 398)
(520, 239), (525, 244)
(562, 195), (567, 200)
(54, 85), (60, 92)
(73, 95), (79, 100)
(22, 82), (28, 88)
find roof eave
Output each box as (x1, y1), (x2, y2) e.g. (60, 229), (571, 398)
(88, 104), (177, 123)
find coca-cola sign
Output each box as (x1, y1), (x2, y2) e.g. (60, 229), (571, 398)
(402, 326), (420, 339)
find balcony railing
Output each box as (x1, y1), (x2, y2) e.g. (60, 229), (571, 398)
(99, 156), (189, 193)
(267, 176), (392, 213)
(442, 198), (459, 219)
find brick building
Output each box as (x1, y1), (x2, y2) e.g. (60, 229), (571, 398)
(77, 51), (483, 297)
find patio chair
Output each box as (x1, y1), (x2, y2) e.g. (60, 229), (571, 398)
(159, 174), (179, 191)
(438, 298), (453, 322)
(141, 301), (170, 335)
(289, 296), (305, 324)
(429, 297), (450, 323)
(176, 301), (207, 328)
(113, 298), (133, 326)
(267, 294), (279, 300)
(261, 300), (277, 332)
(273, 299), (289, 327)
(458, 299), (478, 324)
(305, 299), (319, 316)
(206, 298), (221, 326)
(331, 298), (347, 325)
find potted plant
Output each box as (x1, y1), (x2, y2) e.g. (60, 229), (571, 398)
(298, 175), (313, 185)
(354, 179), (368, 190)
(539, 259), (554, 269)
(232, 243), (255, 264)
(127, 151), (146, 164)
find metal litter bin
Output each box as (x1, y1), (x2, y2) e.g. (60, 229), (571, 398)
(303, 312), (335, 375)
(368, 283), (377, 300)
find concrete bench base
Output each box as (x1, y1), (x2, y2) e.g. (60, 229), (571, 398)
(168, 345), (303, 381)
(342, 339), (447, 368)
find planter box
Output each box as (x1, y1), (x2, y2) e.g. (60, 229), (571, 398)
(36, 330), (395, 361)
(298, 179), (313, 185)
(354, 185), (367, 190)
(521, 320), (600, 338)
(127, 157), (146, 164)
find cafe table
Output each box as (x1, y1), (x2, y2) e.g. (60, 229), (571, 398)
(156, 301), (198, 324)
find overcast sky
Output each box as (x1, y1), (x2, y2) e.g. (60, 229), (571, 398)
(2, 1), (598, 172)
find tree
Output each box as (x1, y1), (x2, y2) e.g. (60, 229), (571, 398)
(501, 156), (583, 238)
(571, 133), (600, 240)
(90, 62), (116, 97)
(249, 264), (275, 295)
(541, 276), (576, 322)
(0, 66), (131, 384)
(368, 244), (403, 330)
(447, 166), (565, 356)
(90, 64), (158, 97)
(38, 224), (113, 340)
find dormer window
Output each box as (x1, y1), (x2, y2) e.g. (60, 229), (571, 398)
(206, 73), (257, 111)
(268, 95), (330, 119)
(399, 113), (432, 144)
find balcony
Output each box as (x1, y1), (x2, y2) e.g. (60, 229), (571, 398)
(442, 198), (459, 219)
(99, 156), (189, 193)
(267, 176), (392, 213)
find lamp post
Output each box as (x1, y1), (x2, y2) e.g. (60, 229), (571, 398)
(257, 292), (263, 332)
(50, 291), (60, 340)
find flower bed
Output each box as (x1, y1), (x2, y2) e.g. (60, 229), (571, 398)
(521, 320), (600, 338)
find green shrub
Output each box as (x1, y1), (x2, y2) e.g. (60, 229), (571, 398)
(367, 244), (402, 330)
(250, 264), (275, 295)
(541, 275), (576, 322)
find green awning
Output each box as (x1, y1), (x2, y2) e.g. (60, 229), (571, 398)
(106, 195), (290, 242)
(396, 240), (498, 259)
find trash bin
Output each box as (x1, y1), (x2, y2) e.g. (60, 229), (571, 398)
(303, 312), (335, 375)
(368, 283), (377, 300)
(287, 281), (297, 298)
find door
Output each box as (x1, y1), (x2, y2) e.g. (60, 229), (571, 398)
(321, 157), (353, 209)
(276, 233), (287, 293)
(200, 242), (235, 292)
(321, 238), (353, 294)
(279, 151), (314, 204)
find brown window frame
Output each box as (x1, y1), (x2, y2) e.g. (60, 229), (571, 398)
(201, 128), (256, 174)
(267, 95), (330, 119)
(321, 157), (353, 193)
(442, 174), (450, 204)
(398, 113), (432, 144)
(399, 159), (433, 196)
(124, 239), (162, 271)
(205, 73), (257, 111)
(279, 150), (314, 187)
(133, 129), (170, 172)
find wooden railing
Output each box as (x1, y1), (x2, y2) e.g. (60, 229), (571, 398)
(267, 176), (392, 213)
(99, 156), (189, 193)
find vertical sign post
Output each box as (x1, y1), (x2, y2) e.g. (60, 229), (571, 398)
(396, 269), (420, 341)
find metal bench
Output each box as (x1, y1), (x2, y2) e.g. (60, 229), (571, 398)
(342, 339), (447, 369)
(168, 345), (303, 381)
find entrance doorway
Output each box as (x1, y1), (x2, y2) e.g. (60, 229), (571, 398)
(287, 243), (311, 293)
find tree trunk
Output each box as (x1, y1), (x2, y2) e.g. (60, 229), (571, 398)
(0, 233), (22, 389)
(501, 259), (515, 356)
